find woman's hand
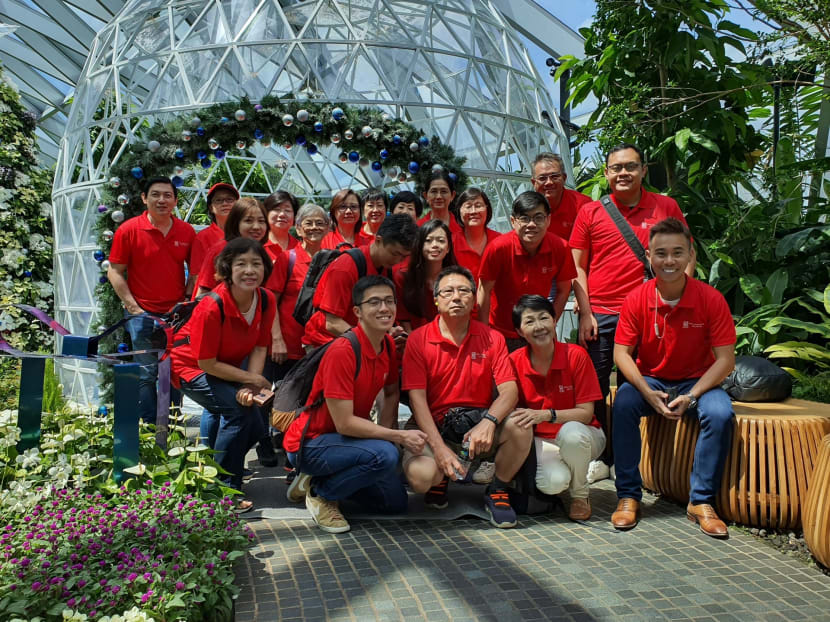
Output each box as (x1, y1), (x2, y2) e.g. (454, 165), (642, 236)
(510, 408), (550, 429)
(271, 335), (288, 364)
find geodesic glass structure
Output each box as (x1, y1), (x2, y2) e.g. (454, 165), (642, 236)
(52, 0), (571, 401)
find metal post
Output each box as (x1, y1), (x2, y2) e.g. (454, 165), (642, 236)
(113, 362), (141, 483)
(16, 357), (45, 452)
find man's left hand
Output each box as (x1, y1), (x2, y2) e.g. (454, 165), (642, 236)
(465, 419), (496, 459)
(667, 394), (691, 418)
(236, 385), (257, 407)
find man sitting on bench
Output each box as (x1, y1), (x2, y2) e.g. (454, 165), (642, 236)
(401, 265), (531, 528)
(611, 218), (736, 537)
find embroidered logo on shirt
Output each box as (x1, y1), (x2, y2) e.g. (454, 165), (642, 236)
(682, 321), (704, 329)
(559, 384), (574, 392)
(470, 352), (487, 361)
(541, 266), (552, 274)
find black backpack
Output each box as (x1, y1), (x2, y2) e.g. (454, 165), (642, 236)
(292, 245), (368, 325)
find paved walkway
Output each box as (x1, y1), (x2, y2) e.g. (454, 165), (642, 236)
(234, 478), (830, 622)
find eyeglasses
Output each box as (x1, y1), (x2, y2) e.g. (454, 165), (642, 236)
(607, 162), (642, 173)
(436, 286), (474, 299)
(338, 204), (360, 212)
(461, 202), (487, 211)
(213, 197), (237, 205)
(301, 219), (328, 228)
(427, 188), (451, 196)
(358, 296), (396, 309)
(514, 214), (548, 226)
(534, 173), (563, 183)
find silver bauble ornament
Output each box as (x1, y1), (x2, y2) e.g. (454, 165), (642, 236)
(409, 142), (419, 152)
(208, 138), (219, 150)
(100, 260), (111, 271)
(331, 133), (341, 144)
(112, 210), (125, 223)
(190, 117), (201, 127)
(362, 126), (373, 137)
(116, 194), (129, 205)
(181, 130), (192, 141)
(296, 109), (310, 123)
(147, 140), (161, 152)
(236, 140), (246, 149)
(109, 176), (121, 188)
(344, 129), (354, 140)
(102, 230), (114, 242)
(173, 166), (184, 176)
(234, 109), (246, 121)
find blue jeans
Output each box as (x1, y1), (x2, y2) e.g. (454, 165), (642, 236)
(612, 378), (734, 505)
(586, 313), (620, 462)
(288, 434), (407, 514)
(124, 313), (180, 424)
(180, 373), (266, 489)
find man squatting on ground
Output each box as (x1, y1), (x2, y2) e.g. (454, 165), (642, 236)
(610, 218), (736, 538)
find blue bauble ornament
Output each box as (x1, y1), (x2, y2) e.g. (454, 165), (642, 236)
(392, 134), (402, 145)
(371, 161), (382, 172)
(171, 176), (184, 187)
(313, 122), (324, 133)
(93, 250), (105, 262)
(130, 166), (143, 179)
(348, 151), (360, 163)
(196, 126), (206, 136)
(295, 135), (307, 146)
(175, 148), (185, 159)
(379, 149), (389, 160)
(254, 128), (265, 140)
(23, 270), (32, 277)
(419, 136), (430, 147)
(99, 276), (108, 284)
(306, 144), (318, 155)
(215, 149), (226, 159)
(201, 157), (212, 168)
(220, 116), (229, 124)
(117, 343), (129, 353)
(448, 172), (458, 183)
(197, 150), (206, 160)
(331, 107), (345, 121)
(97, 405), (109, 416)
(408, 161), (420, 174)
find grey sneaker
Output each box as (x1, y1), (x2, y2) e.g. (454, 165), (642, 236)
(472, 461), (495, 484)
(286, 472), (312, 503)
(305, 491), (350, 534)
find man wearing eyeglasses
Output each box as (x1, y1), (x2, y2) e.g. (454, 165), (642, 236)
(531, 152), (592, 241)
(477, 191), (577, 351)
(284, 275), (428, 533)
(569, 143), (694, 478)
(402, 266), (531, 528)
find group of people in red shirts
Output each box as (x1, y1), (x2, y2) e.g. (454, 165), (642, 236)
(108, 143), (736, 538)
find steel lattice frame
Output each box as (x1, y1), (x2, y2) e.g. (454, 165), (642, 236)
(52, 0), (571, 401)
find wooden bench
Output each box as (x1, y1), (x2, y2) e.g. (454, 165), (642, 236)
(803, 434), (830, 567)
(637, 398), (830, 529)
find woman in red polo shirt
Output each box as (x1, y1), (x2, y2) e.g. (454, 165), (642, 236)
(264, 190), (300, 257)
(172, 237), (277, 511)
(395, 219), (457, 332)
(452, 188), (501, 283)
(359, 187), (387, 242)
(508, 295), (605, 521)
(321, 189), (366, 249)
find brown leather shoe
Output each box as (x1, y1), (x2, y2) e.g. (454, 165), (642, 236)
(569, 497), (592, 521)
(686, 503), (728, 538)
(611, 498), (640, 530)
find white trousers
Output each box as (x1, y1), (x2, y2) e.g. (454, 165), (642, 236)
(535, 421), (606, 499)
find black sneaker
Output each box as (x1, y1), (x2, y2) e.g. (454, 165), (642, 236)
(424, 476), (449, 509)
(256, 439), (280, 467)
(484, 488), (517, 528)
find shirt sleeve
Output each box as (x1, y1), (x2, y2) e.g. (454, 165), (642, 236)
(708, 289), (737, 347)
(568, 204), (592, 250)
(477, 241), (501, 283)
(193, 297), (224, 361)
(490, 330), (517, 385)
(196, 248), (219, 291)
(401, 331), (428, 391)
(108, 224), (131, 265)
(320, 340), (359, 400)
(385, 335), (399, 386)
(614, 290), (641, 347)
(265, 252), (288, 295)
(314, 257), (358, 318)
(569, 345), (602, 404)
(190, 234), (208, 277)
(553, 239), (577, 282)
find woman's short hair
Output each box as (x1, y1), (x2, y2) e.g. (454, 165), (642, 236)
(511, 294), (555, 331)
(329, 189), (363, 230)
(295, 203), (330, 230)
(455, 187), (493, 226)
(214, 237), (273, 286)
(264, 191), (299, 217)
(390, 191), (424, 217)
(224, 197), (268, 242)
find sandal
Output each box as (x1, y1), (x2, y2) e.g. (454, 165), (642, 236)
(233, 499), (254, 514)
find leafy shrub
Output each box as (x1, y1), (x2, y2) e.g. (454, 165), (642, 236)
(792, 372), (830, 404)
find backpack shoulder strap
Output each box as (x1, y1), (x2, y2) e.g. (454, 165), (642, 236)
(343, 329), (362, 379)
(287, 248), (297, 281)
(599, 194), (655, 281)
(257, 287), (268, 313)
(205, 291), (225, 323)
(345, 247), (368, 279)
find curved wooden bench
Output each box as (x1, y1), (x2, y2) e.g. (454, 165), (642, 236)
(803, 434), (830, 567)
(638, 399), (830, 529)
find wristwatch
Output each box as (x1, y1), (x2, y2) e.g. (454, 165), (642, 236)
(686, 393), (698, 410)
(549, 408), (557, 423)
(482, 413), (499, 426)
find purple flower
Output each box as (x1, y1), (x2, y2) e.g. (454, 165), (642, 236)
(31, 581), (42, 590)
(127, 572), (137, 582)
(111, 584), (121, 594)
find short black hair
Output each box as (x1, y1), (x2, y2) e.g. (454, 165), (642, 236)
(605, 143), (645, 166)
(214, 237), (273, 287)
(390, 191), (423, 217)
(352, 274), (396, 306)
(433, 265), (475, 297)
(649, 217), (692, 244)
(362, 187), (389, 209)
(264, 191), (299, 216)
(376, 212), (418, 249)
(511, 294), (555, 331)
(143, 176), (177, 198)
(456, 187), (492, 226)
(420, 168), (455, 195)
(512, 190), (549, 216)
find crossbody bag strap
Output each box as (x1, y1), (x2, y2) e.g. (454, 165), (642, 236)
(600, 194), (655, 281)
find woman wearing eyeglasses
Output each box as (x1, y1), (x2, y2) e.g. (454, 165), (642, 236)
(417, 170), (462, 235)
(451, 188), (502, 284)
(322, 189), (367, 249)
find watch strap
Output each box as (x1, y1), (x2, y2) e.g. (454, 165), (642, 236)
(482, 413), (499, 425)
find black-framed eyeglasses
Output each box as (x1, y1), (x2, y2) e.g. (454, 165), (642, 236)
(534, 173), (563, 183)
(607, 162), (642, 173)
(436, 286), (474, 299)
(357, 296), (396, 309)
(515, 214), (547, 226)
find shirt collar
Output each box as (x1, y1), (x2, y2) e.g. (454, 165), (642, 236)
(426, 315), (481, 347)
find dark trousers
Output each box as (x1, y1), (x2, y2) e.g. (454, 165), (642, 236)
(125, 313), (180, 424)
(585, 313), (620, 464)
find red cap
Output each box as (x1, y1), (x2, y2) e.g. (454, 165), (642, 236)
(207, 183), (239, 204)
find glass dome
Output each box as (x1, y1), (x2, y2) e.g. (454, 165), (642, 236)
(52, 0), (571, 401)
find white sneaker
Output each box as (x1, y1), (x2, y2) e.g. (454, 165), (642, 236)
(610, 464), (616, 481)
(472, 461), (495, 484)
(305, 491), (350, 534)
(286, 472), (312, 503)
(586, 459), (610, 483)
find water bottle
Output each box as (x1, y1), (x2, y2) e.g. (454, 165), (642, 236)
(455, 439), (472, 481)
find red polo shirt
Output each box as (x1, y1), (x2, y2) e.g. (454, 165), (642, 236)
(321, 229), (371, 250)
(302, 245), (387, 347)
(548, 188), (592, 241)
(393, 266), (435, 330)
(452, 228), (502, 283)
(478, 231), (577, 339)
(402, 317), (516, 425)
(510, 343), (602, 440)
(170, 282), (276, 387)
(273, 246), (312, 359)
(108, 212), (195, 313)
(283, 326), (397, 453)
(615, 277), (736, 380)
(195, 239), (282, 295)
(190, 223), (224, 279)
(264, 236), (299, 261)
(417, 213), (463, 235)
(569, 190), (688, 315)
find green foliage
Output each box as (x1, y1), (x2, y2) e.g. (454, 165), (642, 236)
(792, 371), (830, 404)
(0, 69), (54, 353)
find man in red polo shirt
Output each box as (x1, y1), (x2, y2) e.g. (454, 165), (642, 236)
(569, 143), (694, 476)
(402, 266), (531, 529)
(302, 213), (417, 348)
(107, 176), (195, 423)
(190, 183), (238, 286)
(283, 276), (427, 533)
(477, 191), (576, 351)
(531, 152), (591, 241)
(611, 218), (735, 537)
